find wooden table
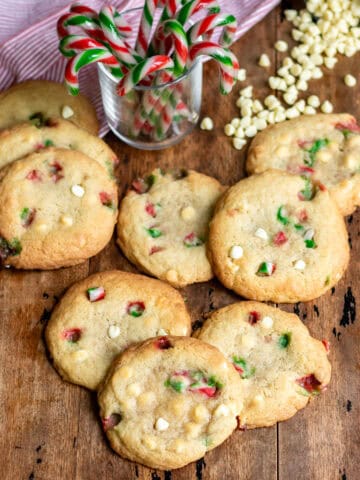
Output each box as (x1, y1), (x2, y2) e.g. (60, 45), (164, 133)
(1, 3), (359, 480)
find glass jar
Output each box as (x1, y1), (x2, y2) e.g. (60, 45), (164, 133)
(98, 59), (202, 150)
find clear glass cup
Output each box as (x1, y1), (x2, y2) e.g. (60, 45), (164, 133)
(98, 60), (202, 150)
(97, 7), (202, 150)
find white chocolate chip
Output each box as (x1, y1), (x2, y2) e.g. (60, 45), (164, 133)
(224, 124), (235, 136)
(232, 138), (246, 150)
(255, 228), (269, 241)
(62, 105), (74, 119)
(71, 349), (88, 363)
(155, 417), (169, 431)
(157, 328), (169, 336)
(320, 100), (333, 113)
(240, 86), (253, 98)
(344, 74), (357, 87)
(60, 215), (73, 227)
(229, 245), (243, 259)
(213, 404), (230, 418)
(294, 259), (306, 271)
(200, 117), (214, 130)
(237, 68), (247, 81)
(180, 206), (195, 221)
(108, 325), (120, 339)
(261, 316), (274, 328)
(275, 40), (288, 52)
(258, 53), (271, 67)
(71, 184), (85, 198)
(307, 95), (320, 108)
(304, 106), (316, 115)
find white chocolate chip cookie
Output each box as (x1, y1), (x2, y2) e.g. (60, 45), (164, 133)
(208, 170), (349, 302)
(0, 148), (118, 269)
(97, 336), (243, 470)
(247, 113), (360, 215)
(46, 270), (191, 390)
(117, 169), (225, 287)
(0, 80), (98, 135)
(196, 302), (331, 428)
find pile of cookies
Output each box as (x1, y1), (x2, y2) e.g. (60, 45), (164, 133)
(0, 79), (358, 470)
(44, 111), (357, 468)
(0, 80), (118, 269)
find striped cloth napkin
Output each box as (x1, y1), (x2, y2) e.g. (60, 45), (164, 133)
(0, 0), (279, 137)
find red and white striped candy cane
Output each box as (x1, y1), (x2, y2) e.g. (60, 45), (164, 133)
(189, 41), (239, 94)
(99, 6), (142, 66)
(65, 48), (118, 95)
(135, 0), (162, 57)
(187, 12), (237, 47)
(116, 55), (174, 97)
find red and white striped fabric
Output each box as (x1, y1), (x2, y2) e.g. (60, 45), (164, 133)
(0, 0), (279, 137)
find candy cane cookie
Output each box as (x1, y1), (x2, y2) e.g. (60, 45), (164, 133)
(196, 302), (331, 429)
(0, 80), (98, 135)
(208, 170), (349, 302)
(247, 114), (360, 216)
(117, 168), (225, 287)
(97, 336), (244, 469)
(46, 270), (191, 390)
(0, 148), (117, 269)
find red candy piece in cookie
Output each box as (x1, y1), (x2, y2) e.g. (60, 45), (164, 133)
(297, 209), (308, 222)
(20, 207), (36, 228)
(149, 246), (164, 255)
(49, 161), (64, 183)
(99, 191), (115, 209)
(194, 386), (217, 398)
(183, 232), (203, 247)
(102, 413), (122, 431)
(62, 328), (82, 343)
(87, 286), (105, 302)
(155, 337), (172, 350)
(248, 311), (260, 325)
(335, 120), (360, 134)
(273, 231), (288, 246)
(127, 301), (145, 317)
(322, 339), (330, 353)
(145, 201), (157, 217)
(298, 166), (315, 175)
(296, 374), (321, 394)
(26, 169), (42, 181)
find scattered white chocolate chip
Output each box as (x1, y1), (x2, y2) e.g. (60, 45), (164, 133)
(233, 138), (246, 150)
(213, 404), (230, 418)
(192, 404), (210, 423)
(275, 40), (289, 52)
(261, 316), (274, 328)
(294, 259), (306, 271)
(155, 417), (169, 431)
(258, 53), (271, 67)
(180, 206), (195, 221)
(307, 95), (320, 108)
(62, 105), (74, 119)
(229, 245), (243, 259)
(71, 184), (85, 198)
(60, 215), (73, 227)
(320, 100), (333, 113)
(245, 125), (257, 137)
(108, 325), (120, 339)
(224, 124), (235, 136)
(237, 68), (247, 81)
(344, 74), (357, 87)
(255, 228), (269, 241)
(240, 86), (253, 98)
(200, 117), (214, 130)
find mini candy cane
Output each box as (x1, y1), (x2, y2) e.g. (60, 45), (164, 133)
(65, 48), (119, 95)
(176, 0), (219, 25)
(135, 0), (162, 57)
(189, 41), (239, 94)
(99, 6), (142, 66)
(116, 55), (174, 97)
(186, 12), (237, 47)
(162, 19), (188, 75)
(59, 34), (107, 57)
(57, 12), (102, 40)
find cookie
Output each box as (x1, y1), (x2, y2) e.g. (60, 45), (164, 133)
(97, 336), (244, 470)
(0, 119), (118, 179)
(208, 170), (349, 302)
(117, 169), (224, 288)
(0, 148), (118, 269)
(247, 113), (360, 215)
(0, 80), (98, 135)
(46, 270), (191, 390)
(196, 301), (331, 429)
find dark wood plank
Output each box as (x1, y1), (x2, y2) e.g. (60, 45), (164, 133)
(0, 4), (359, 480)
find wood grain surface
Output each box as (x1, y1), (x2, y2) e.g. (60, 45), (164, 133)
(1, 3), (359, 480)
